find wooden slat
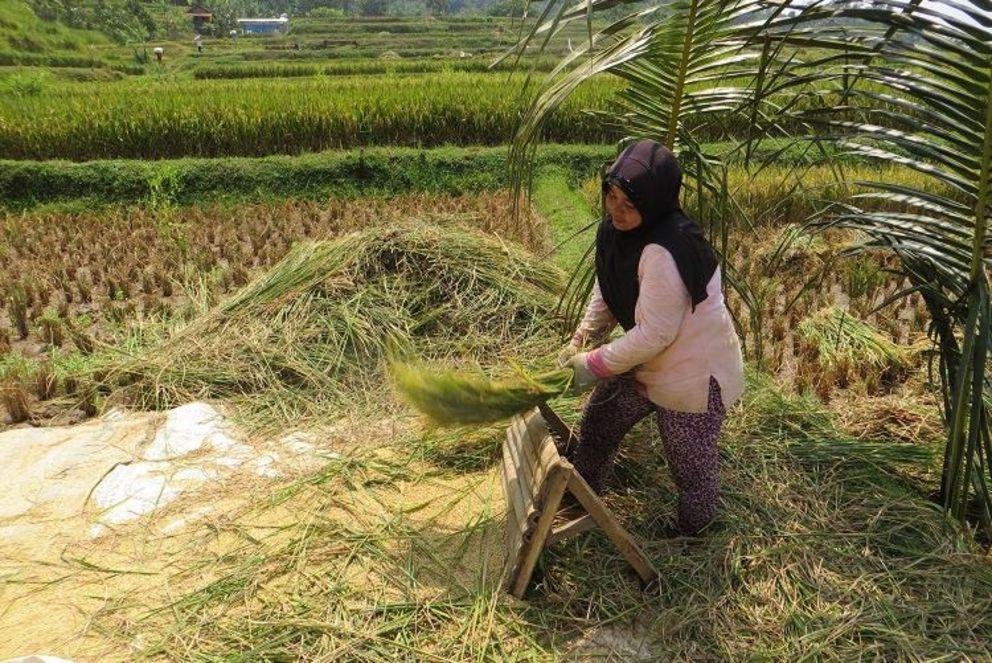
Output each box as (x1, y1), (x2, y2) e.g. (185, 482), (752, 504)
(534, 433), (560, 482)
(538, 402), (576, 456)
(501, 439), (530, 588)
(547, 513), (597, 546)
(506, 416), (539, 517)
(514, 410), (561, 505)
(507, 410), (562, 514)
(565, 468), (659, 586)
(524, 410), (559, 477)
(510, 462), (570, 598)
(512, 411), (547, 497)
(500, 438), (526, 528)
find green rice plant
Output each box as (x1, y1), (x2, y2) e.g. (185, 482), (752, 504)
(0, 69), (48, 98)
(0, 73), (620, 160)
(190, 55), (562, 80)
(37, 307), (63, 347)
(0, 51), (108, 68)
(50, 348), (92, 396)
(842, 252), (889, 302)
(392, 362), (571, 425)
(63, 314), (95, 355)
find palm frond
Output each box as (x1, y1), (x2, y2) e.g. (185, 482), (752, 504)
(771, 0), (992, 536)
(506, 0), (806, 336)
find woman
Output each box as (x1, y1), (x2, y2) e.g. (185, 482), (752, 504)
(560, 139), (744, 535)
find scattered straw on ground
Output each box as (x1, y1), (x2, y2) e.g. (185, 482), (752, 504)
(4, 373), (984, 660)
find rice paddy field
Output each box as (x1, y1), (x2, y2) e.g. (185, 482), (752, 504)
(1, 2), (990, 660)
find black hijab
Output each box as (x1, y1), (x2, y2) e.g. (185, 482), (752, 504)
(595, 140), (717, 330)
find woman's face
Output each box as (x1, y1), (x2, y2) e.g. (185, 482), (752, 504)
(605, 183), (643, 231)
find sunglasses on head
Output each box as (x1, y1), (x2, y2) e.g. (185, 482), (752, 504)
(603, 174), (639, 205)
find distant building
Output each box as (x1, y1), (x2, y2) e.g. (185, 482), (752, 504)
(237, 14), (290, 35)
(187, 5), (213, 31)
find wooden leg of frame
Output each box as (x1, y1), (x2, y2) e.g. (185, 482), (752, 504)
(538, 402), (577, 457)
(509, 464), (571, 599)
(566, 471), (659, 586)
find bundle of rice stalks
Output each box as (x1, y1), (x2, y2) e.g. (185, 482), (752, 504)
(99, 223), (562, 428)
(836, 394), (944, 446)
(796, 306), (911, 397)
(392, 362), (571, 425)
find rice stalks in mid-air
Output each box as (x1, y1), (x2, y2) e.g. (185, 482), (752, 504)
(392, 362), (571, 425)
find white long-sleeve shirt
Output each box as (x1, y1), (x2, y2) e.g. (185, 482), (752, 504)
(575, 244), (744, 413)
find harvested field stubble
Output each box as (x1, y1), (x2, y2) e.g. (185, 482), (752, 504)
(0, 194), (539, 426)
(0, 193), (529, 351)
(715, 222), (929, 390)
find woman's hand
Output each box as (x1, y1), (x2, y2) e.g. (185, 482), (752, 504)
(567, 352), (599, 395)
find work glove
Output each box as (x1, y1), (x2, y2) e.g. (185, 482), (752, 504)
(567, 352), (599, 395)
(556, 339), (582, 368)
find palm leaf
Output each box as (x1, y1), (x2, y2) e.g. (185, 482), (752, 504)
(506, 0), (805, 337)
(773, 0), (992, 537)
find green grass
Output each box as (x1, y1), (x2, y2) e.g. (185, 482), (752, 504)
(532, 165), (599, 272)
(0, 140), (881, 212)
(0, 0), (110, 53)
(0, 144), (617, 210)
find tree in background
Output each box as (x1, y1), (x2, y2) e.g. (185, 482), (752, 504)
(204, 0), (238, 36)
(28, 0), (156, 42)
(359, 0), (390, 16)
(487, 0), (525, 16)
(427, 0), (450, 15)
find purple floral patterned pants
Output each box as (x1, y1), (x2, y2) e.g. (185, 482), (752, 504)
(571, 375), (725, 535)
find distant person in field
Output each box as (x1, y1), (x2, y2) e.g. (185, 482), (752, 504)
(559, 139), (744, 535)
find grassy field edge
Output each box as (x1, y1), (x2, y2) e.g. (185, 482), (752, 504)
(0, 143), (613, 210)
